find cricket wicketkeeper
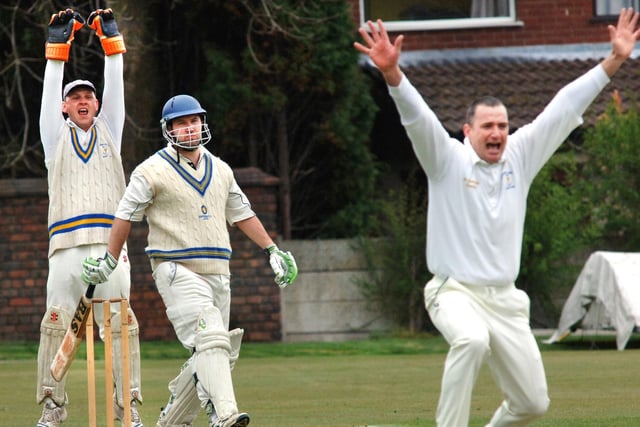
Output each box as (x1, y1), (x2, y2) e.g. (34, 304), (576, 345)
(36, 8), (143, 427)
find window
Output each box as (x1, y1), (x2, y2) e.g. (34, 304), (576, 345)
(360, 0), (519, 31)
(594, 0), (639, 17)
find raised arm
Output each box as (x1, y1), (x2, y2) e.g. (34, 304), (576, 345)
(88, 8), (127, 150)
(40, 9), (84, 162)
(601, 8), (639, 77)
(354, 20), (404, 86)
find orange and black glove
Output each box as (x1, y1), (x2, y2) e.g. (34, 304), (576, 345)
(45, 9), (85, 62)
(88, 8), (126, 56)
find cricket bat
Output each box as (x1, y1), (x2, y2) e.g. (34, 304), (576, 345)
(50, 284), (96, 382)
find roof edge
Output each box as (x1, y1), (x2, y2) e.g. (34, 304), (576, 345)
(357, 43), (640, 66)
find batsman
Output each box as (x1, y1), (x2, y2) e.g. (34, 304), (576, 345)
(82, 93), (298, 427)
(36, 8), (143, 427)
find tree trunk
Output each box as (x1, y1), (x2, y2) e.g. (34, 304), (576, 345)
(276, 109), (291, 239)
(248, 120), (258, 167)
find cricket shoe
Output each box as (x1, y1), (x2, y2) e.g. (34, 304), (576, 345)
(114, 400), (144, 427)
(36, 399), (67, 427)
(211, 412), (250, 427)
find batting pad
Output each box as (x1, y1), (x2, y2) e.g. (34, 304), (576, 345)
(111, 307), (143, 407)
(157, 356), (201, 427)
(228, 328), (244, 371)
(37, 306), (71, 406)
(194, 307), (237, 419)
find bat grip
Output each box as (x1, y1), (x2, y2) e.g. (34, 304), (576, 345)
(85, 284), (96, 299)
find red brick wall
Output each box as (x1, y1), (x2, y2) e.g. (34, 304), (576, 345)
(348, 0), (615, 50)
(0, 168), (282, 342)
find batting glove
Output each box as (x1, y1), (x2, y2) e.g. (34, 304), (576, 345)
(82, 252), (118, 285)
(45, 9), (85, 62)
(88, 8), (126, 56)
(264, 245), (298, 288)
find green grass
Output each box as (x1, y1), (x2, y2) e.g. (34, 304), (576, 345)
(3, 333), (640, 426)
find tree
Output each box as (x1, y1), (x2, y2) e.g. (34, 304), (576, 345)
(354, 175), (432, 334)
(579, 93), (640, 250)
(0, 0), (151, 177)
(194, 0), (380, 238)
(1, 1), (382, 239)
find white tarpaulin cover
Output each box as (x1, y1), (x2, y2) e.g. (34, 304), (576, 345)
(545, 251), (640, 350)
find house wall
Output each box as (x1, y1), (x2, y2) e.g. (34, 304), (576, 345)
(348, 0), (615, 50)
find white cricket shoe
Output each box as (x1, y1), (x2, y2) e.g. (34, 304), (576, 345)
(114, 400), (144, 427)
(36, 399), (67, 427)
(211, 412), (250, 427)
(155, 422), (192, 427)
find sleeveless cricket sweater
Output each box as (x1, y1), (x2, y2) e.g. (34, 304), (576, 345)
(136, 148), (234, 275)
(47, 121), (126, 257)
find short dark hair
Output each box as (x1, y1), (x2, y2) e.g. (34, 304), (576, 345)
(466, 96), (505, 125)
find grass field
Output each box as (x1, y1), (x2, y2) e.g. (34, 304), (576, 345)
(2, 333), (640, 426)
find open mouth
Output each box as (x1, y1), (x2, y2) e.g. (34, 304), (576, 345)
(79, 108), (89, 115)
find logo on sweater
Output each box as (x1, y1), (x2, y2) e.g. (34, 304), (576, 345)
(199, 204), (211, 220)
(99, 142), (111, 158)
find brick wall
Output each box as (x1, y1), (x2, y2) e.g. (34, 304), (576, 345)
(0, 168), (282, 342)
(348, 0), (614, 50)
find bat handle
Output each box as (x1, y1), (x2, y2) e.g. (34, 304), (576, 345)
(85, 284), (97, 299)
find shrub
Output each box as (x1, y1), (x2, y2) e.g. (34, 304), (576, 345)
(579, 100), (640, 250)
(354, 178), (433, 333)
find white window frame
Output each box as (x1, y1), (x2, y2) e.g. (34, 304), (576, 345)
(359, 0), (522, 32)
(593, 0), (639, 17)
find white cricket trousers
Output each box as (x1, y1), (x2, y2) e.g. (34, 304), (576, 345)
(152, 261), (231, 350)
(424, 276), (550, 427)
(47, 244), (131, 338)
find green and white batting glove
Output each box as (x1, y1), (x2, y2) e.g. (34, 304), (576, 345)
(264, 245), (298, 288)
(82, 252), (118, 285)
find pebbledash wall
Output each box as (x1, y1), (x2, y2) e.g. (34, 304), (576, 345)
(0, 168), (284, 343)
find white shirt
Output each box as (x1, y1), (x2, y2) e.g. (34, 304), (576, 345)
(388, 64), (609, 286)
(39, 55), (125, 167)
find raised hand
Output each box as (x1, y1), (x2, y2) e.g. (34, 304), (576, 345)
(88, 8), (126, 55)
(609, 7), (640, 60)
(45, 9), (85, 61)
(88, 8), (120, 38)
(353, 19), (404, 85)
(601, 8), (640, 77)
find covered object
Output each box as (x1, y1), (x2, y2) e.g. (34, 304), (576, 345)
(545, 251), (640, 350)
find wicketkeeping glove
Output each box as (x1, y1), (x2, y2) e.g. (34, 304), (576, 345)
(88, 8), (126, 56)
(45, 9), (85, 62)
(264, 245), (298, 288)
(82, 252), (118, 285)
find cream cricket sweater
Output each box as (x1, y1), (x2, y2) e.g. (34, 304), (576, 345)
(136, 148), (237, 275)
(47, 120), (126, 256)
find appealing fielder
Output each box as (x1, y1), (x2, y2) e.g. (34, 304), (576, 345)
(82, 94), (298, 427)
(355, 8), (639, 427)
(36, 8), (143, 427)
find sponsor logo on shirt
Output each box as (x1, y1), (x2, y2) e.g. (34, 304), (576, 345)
(464, 177), (479, 188)
(502, 171), (515, 190)
(199, 204), (211, 220)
